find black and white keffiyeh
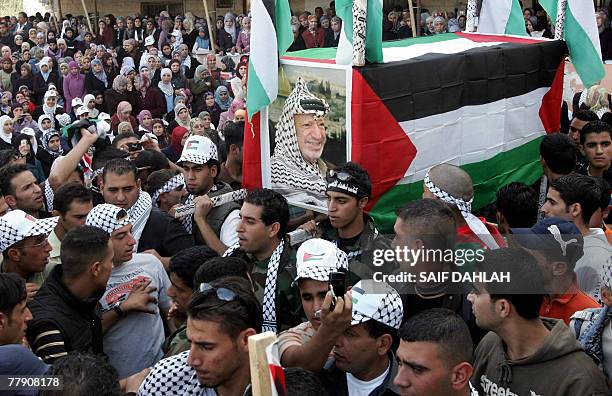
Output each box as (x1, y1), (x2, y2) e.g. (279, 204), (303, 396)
(41, 129), (63, 157)
(350, 279), (403, 330)
(223, 240), (286, 333)
(128, 191), (153, 250)
(270, 77), (330, 207)
(180, 183), (221, 234)
(0, 210), (59, 252)
(293, 238), (349, 286)
(85, 204), (130, 235)
(43, 179), (54, 212)
(424, 171), (500, 250)
(152, 173), (185, 206)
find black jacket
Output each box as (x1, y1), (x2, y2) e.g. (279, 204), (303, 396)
(138, 207), (194, 257)
(318, 352), (400, 396)
(27, 265), (104, 356)
(85, 71), (110, 93)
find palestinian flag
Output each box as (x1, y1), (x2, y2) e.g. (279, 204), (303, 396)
(479, 0), (527, 36)
(243, 0), (292, 189)
(246, 33), (566, 232)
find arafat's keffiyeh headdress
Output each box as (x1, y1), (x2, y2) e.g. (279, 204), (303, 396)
(270, 77), (330, 206)
(424, 170), (500, 250)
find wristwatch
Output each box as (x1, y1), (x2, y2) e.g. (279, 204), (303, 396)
(111, 302), (125, 317)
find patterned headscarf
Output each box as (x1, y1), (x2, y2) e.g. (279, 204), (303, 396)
(41, 129), (63, 157)
(270, 77), (330, 206)
(214, 86), (232, 111)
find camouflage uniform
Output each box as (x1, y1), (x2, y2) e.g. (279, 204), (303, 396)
(164, 324), (189, 358)
(319, 214), (397, 286)
(229, 245), (304, 332)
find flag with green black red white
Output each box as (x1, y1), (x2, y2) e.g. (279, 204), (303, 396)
(246, 0), (292, 120)
(245, 33), (567, 232)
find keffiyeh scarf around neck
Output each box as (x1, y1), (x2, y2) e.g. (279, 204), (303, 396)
(180, 183), (220, 233)
(223, 239), (286, 333)
(270, 77), (330, 207)
(128, 190), (153, 251)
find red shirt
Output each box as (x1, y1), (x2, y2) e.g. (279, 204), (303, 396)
(540, 280), (600, 325)
(302, 28), (325, 49)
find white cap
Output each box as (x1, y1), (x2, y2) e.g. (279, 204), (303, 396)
(350, 280), (403, 330)
(144, 36), (155, 46)
(97, 112), (111, 121)
(76, 106), (89, 116)
(0, 210), (59, 252)
(293, 238), (348, 286)
(71, 97), (83, 107)
(177, 135), (218, 165)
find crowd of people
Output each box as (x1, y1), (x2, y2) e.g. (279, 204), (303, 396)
(0, 3), (611, 396)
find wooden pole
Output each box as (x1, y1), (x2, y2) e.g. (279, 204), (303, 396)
(203, 0), (217, 52)
(416, 0), (421, 36)
(80, 0), (93, 34)
(248, 332), (276, 396)
(407, 0), (417, 38)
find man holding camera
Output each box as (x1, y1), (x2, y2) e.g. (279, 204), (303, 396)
(278, 238), (353, 372)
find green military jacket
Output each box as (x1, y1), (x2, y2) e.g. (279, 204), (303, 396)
(319, 214), (397, 286)
(230, 244), (304, 332)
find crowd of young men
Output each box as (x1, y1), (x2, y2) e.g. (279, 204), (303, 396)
(0, 4), (611, 396)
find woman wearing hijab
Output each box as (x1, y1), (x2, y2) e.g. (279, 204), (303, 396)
(12, 132), (45, 182)
(36, 129), (63, 177)
(0, 114), (14, 151)
(161, 125), (188, 163)
(236, 16), (251, 53)
(137, 109), (153, 136)
(214, 85), (232, 111)
(166, 102), (191, 133)
(168, 59), (186, 90)
(189, 65), (215, 104)
(33, 91), (65, 126)
(229, 62), (247, 102)
(32, 56), (60, 105)
(158, 67), (175, 116)
(192, 26), (211, 53)
(216, 15), (235, 53)
(95, 20), (114, 47)
(134, 73), (165, 119)
(63, 60), (86, 113)
(105, 75), (137, 117)
(202, 91), (222, 128)
(110, 101), (138, 134)
(10, 62), (34, 96)
(85, 58), (110, 93)
(102, 52), (118, 82)
(37, 114), (53, 135)
(218, 98), (244, 132)
(82, 94), (99, 118)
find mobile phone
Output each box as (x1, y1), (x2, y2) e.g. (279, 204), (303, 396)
(126, 142), (143, 152)
(329, 271), (347, 311)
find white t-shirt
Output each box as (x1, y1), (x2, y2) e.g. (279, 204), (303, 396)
(575, 228), (612, 301)
(100, 253), (172, 378)
(346, 362), (389, 396)
(219, 209), (240, 247)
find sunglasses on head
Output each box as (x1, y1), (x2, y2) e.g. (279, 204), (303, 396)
(327, 169), (353, 182)
(199, 283), (239, 302)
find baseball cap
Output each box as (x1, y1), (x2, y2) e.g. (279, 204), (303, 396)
(177, 135), (218, 165)
(350, 280), (403, 330)
(293, 238), (348, 286)
(75, 106), (89, 116)
(511, 217), (584, 261)
(144, 36), (154, 46)
(0, 210), (58, 252)
(71, 97), (83, 107)
(85, 204), (130, 235)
